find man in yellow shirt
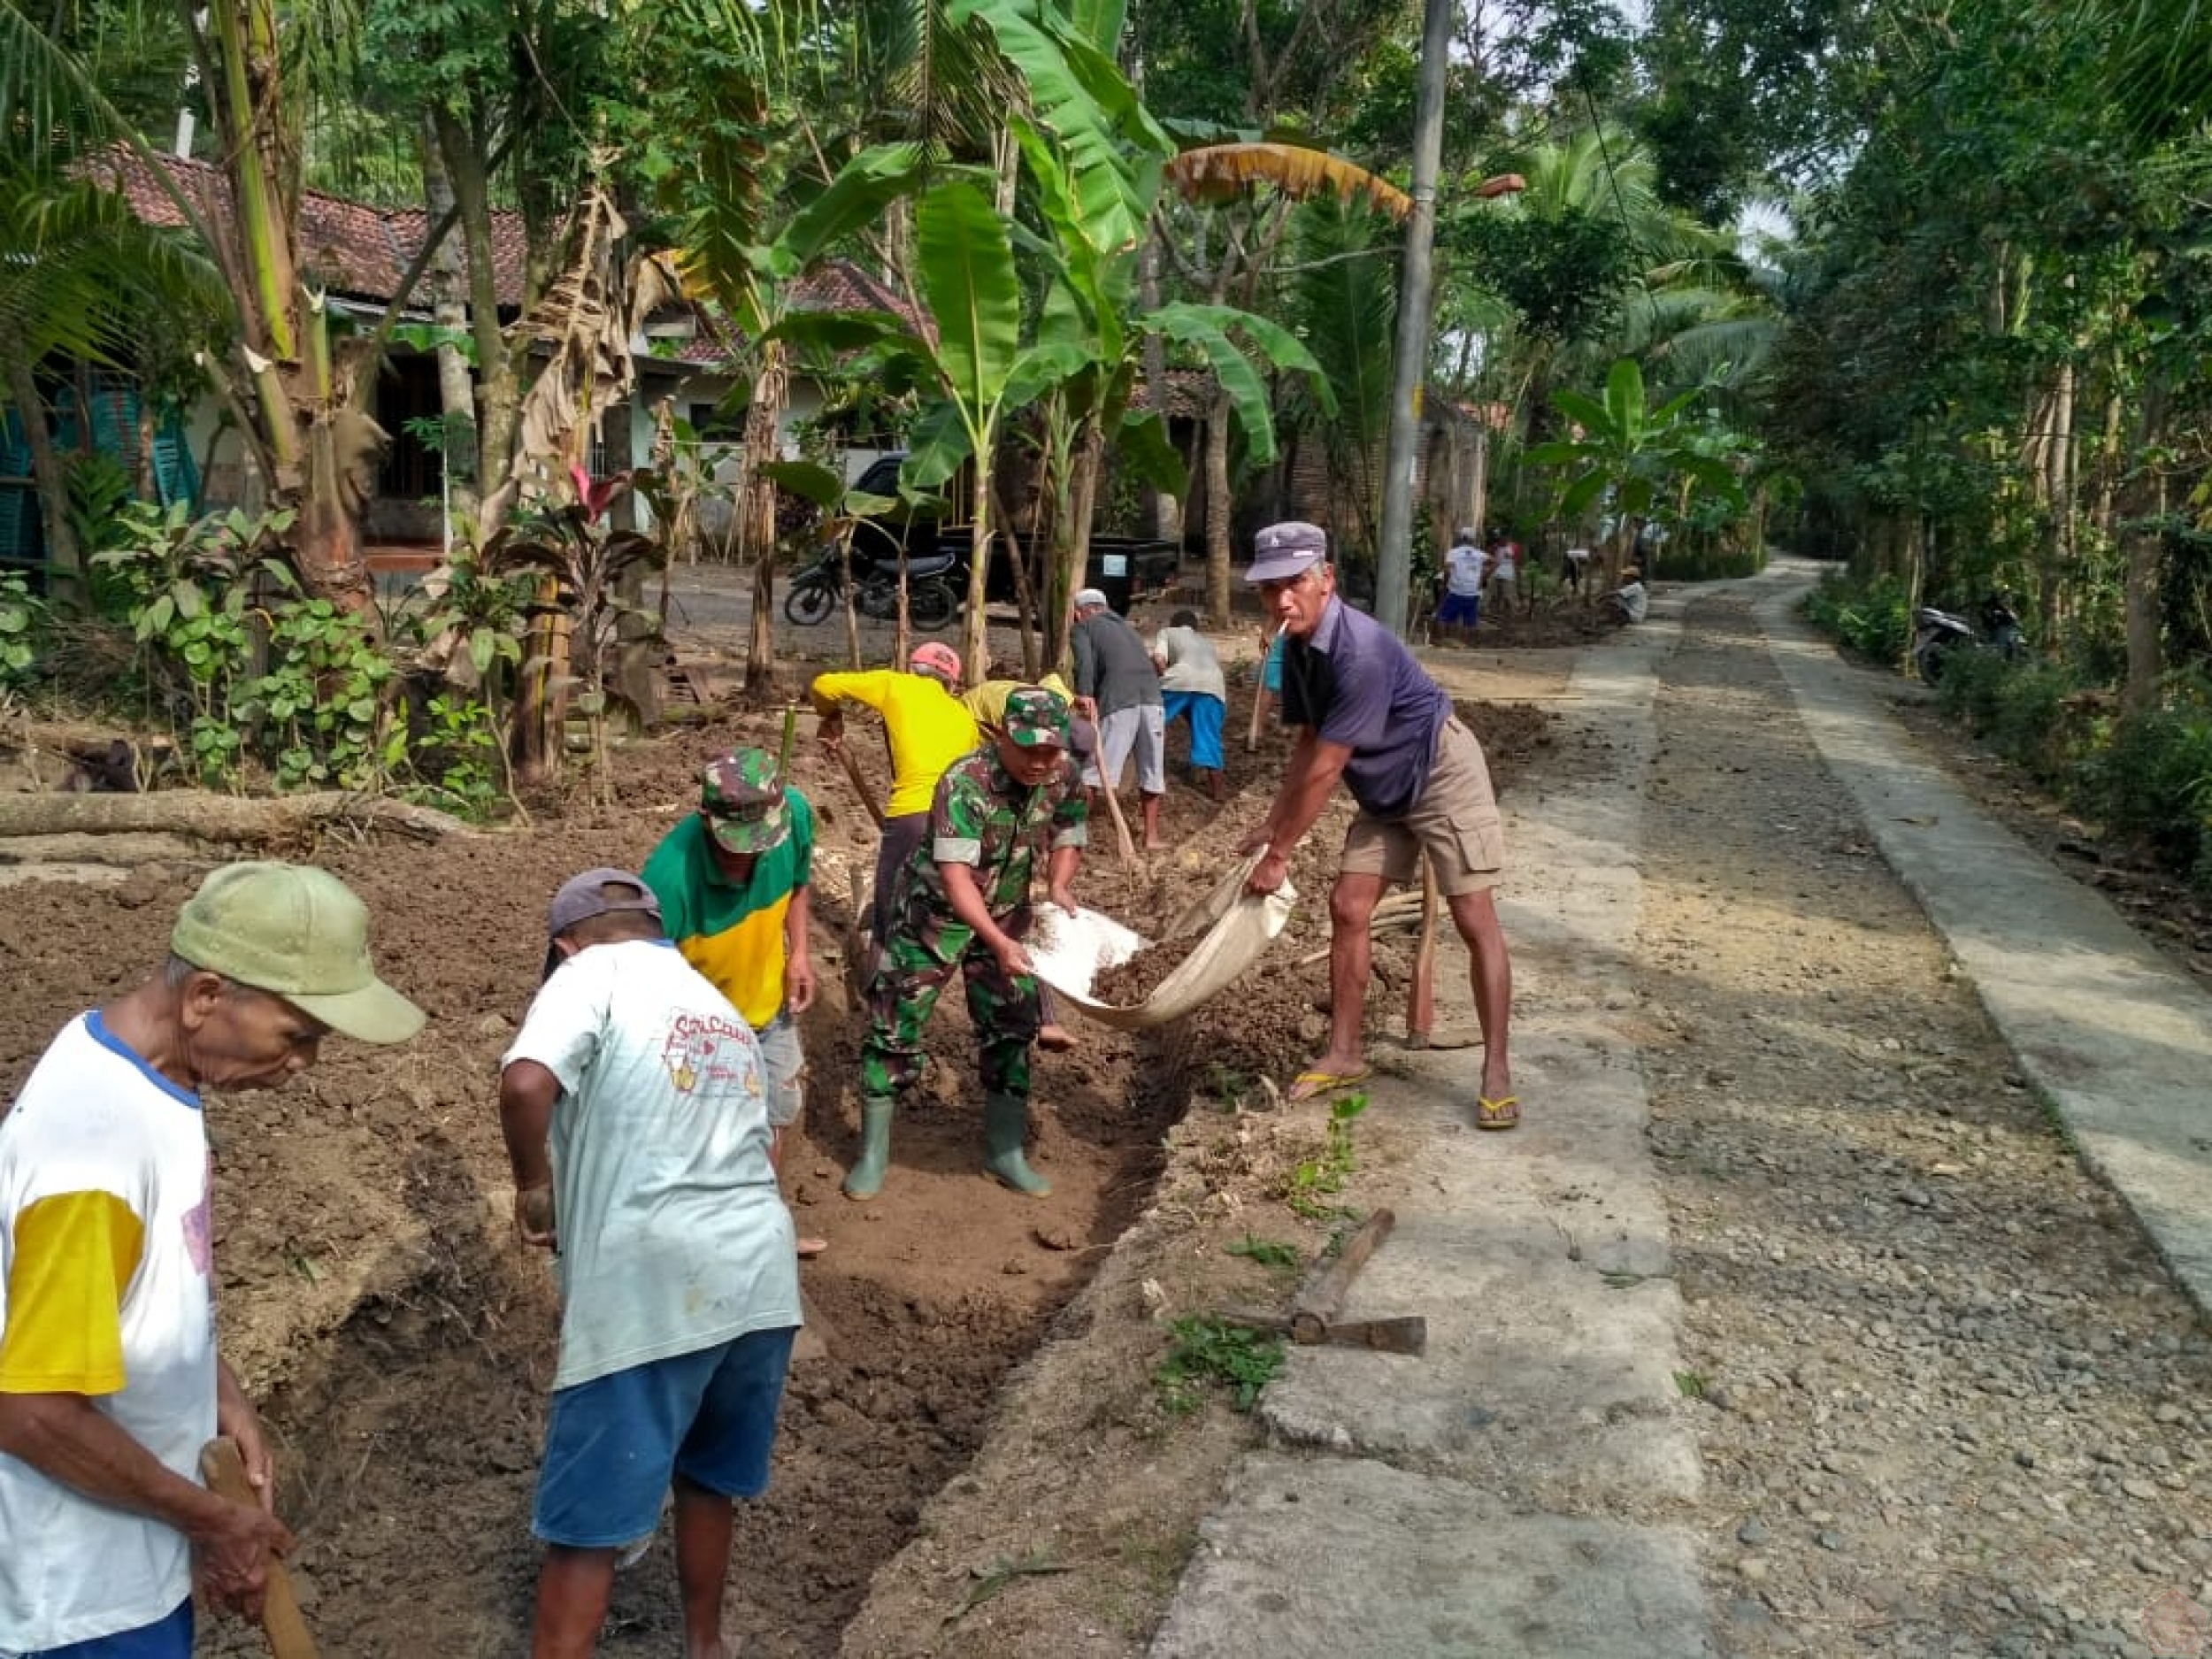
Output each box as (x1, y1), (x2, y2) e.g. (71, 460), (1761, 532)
(811, 643), (981, 959)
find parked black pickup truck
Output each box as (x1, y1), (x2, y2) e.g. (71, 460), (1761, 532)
(842, 452), (1180, 614)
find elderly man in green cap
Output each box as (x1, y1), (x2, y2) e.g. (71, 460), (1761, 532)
(847, 686), (1087, 1201)
(0, 861), (422, 1657)
(642, 748), (822, 1257)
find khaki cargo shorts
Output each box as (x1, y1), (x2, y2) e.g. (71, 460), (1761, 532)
(1339, 717), (1505, 896)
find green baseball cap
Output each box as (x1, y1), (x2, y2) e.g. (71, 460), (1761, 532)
(997, 686), (1070, 749)
(701, 749), (791, 853)
(170, 861), (425, 1044)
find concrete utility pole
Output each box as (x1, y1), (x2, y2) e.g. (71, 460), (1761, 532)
(1374, 0), (1453, 639)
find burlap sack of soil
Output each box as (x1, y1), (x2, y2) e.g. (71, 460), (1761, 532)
(1029, 852), (1296, 1031)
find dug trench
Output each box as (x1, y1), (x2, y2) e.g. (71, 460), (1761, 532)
(0, 689), (1549, 1655)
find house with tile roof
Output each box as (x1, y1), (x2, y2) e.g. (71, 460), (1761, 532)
(6, 148), (933, 563)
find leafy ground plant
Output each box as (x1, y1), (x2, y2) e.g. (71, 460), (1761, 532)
(0, 572), (45, 700)
(1278, 1091), (1371, 1219)
(1154, 1315), (1286, 1415)
(1224, 1234), (1300, 1271)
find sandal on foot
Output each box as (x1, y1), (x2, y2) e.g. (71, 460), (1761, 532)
(1475, 1094), (1520, 1131)
(1286, 1066), (1371, 1104)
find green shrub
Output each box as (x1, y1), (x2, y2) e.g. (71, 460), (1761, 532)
(0, 572), (45, 696)
(1803, 570), (1911, 665)
(1655, 542), (1766, 581)
(1935, 651), (2086, 787)
(2078, 695), (2212, 884)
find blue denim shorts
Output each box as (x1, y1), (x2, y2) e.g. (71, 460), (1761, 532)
(27, 1599), (191, 1658)
(531, 1326), (796, 1548)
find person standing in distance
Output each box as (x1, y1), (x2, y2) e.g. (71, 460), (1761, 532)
(1436, 527), (1490, 644)
(0, 861), (423, 1656)
(1237, 521), (1519, 1128)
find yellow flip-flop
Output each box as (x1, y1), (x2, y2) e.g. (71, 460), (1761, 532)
(1475, 1095), (1520, 1131)
(1286, 1066), (1371, 1103)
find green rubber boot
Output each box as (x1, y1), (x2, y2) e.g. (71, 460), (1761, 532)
(842, 1096), (895, 1201)
(981, 1093), (1051, 1198)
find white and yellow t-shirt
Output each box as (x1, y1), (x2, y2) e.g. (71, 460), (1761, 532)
(0, 1011), (216, 1650)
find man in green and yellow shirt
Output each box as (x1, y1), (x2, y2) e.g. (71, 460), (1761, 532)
(642, 749), (823, 1256)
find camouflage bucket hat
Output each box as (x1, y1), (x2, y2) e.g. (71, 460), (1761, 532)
(701, 749), (791, 853)
(998, 686), (1070, 749)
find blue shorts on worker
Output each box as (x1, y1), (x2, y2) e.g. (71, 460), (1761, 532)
(1437, 591), (1481, 626)
(16, 1599), (193, 1659)
(1162, 690), (1225, 770)
(533, 1326), (796, 1548)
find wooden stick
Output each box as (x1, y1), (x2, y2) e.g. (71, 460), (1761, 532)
(1408, 856), (1440, 1048)
(1094, 773), (1139, 863)
(775, 701), (799, 783)
(199, 1438), (317, 1659)
(1247, 626), (1275, 751)
(1291, 1209), (1396, 1345)
(833, 744), (887, 830)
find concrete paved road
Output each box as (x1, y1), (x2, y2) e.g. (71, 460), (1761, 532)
(1149, 558), (2212, 1658)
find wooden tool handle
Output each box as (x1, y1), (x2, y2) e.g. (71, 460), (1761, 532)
(1095, 771), (1139, 862)
(1408, 856), (1439, 1046)
(1292, 1208), (1397, 1336)
(198, 1438), (318, 1659)
(833, 742), (887, 829)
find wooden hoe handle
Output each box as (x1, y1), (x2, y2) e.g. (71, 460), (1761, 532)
(199, 1437), (319, 1659)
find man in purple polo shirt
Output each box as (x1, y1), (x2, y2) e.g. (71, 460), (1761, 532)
(1237, 520), (1519, 1128)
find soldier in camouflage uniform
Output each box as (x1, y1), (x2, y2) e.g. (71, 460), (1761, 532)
(844, 687), (1087, 1202)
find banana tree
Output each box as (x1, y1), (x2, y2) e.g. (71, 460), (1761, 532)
(775, 174), (1090, 675)
(1010, 116), (1330, 665)
(1524, 357), (1746, 587)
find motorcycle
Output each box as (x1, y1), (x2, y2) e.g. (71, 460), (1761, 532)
(782, 544), (962, 631)
(1911, 594), (2024, 685)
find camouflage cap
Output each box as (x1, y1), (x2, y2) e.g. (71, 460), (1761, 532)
(700, 749), (791, 853)
(996, 686), (1070, 749)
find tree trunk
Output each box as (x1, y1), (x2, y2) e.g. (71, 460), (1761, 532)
(960, 453), (996, 680)
(1374, 0), (1450, 640)
(1050, 423), (1106, 674)
(435, 108), (518, 541)
(419, 114), (480, 532)
(0, 788), (474, 841)
(1139, 227), (1181, 549)
(1203, 388), (1234, 626)
(741, 342), (790, 694)
(3, 355), (83, 611)
(203, 0), (379, 626)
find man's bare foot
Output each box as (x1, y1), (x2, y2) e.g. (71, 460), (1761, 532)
(796, 1235), (828, 1259)
(1038, 1024), (1077, 1052)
